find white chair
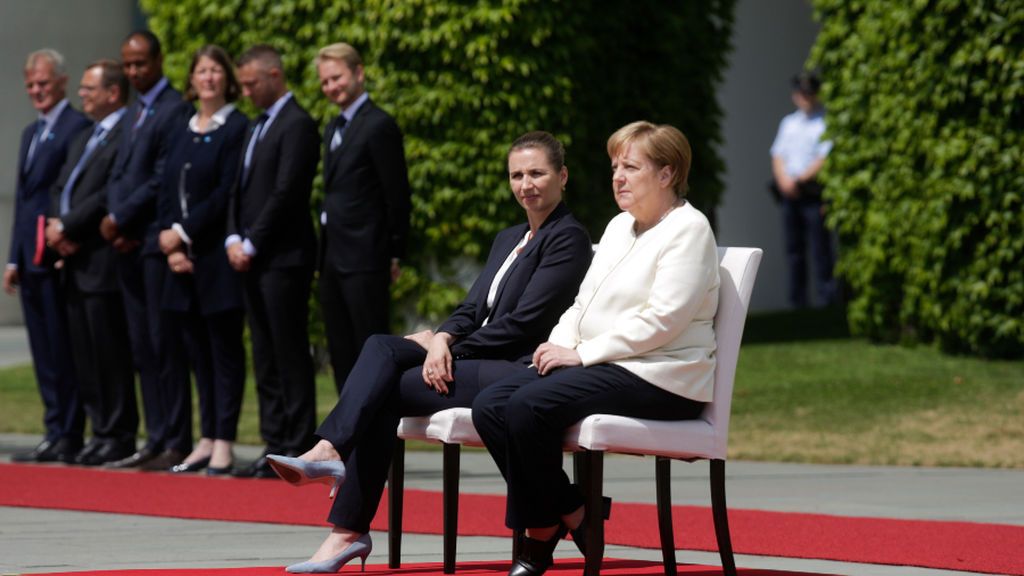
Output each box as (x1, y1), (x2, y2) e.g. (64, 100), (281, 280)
(389, 246), (763, 576)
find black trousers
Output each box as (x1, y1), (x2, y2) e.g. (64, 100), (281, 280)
(319, 268), (391, 394)
(18, 269), (80, 443)
(472, 364), (705, 530)
(316, 334), (527, 533)
(178, 306), (246, 442)
(781, 196), (836, 307)
(65, 283), (135, 442)
(116, 252), (191, 451)
(244, 265), (317, 454)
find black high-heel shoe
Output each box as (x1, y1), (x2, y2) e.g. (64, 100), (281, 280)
(568, 496), (612, 555)
(508, 524), (568, 576)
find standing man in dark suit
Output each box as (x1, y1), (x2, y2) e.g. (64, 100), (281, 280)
(5, 49), (90, 464)
(315, 42), (411, 393)
(228, 45), (319, 478)
(100, 31), (194, 468)
(45, 60), (136, 466)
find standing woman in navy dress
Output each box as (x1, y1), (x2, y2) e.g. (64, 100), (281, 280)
(157, 45), (248, 475)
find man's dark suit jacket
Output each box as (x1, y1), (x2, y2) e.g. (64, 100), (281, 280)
(227, 97), (319, 270)
(321, 98), (411, 273)
(50, 116), (126, 294)
(159, 109), (248, 315)
(106, 83), (193, 256)
(9, 105), (91, 272)
(437, 202), (592, 361)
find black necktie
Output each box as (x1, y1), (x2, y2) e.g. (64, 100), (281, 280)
(330, 115), (347, 153)
(242, 113), (269, 188)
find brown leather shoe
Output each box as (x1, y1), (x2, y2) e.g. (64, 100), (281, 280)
(140, 449), (187, 471)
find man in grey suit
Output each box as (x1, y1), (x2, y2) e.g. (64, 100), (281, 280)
(45, 60), (136, 466)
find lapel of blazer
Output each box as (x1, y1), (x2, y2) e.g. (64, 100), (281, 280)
(479, 222), (531, 323)
(252, 98), (293, 170)
(78, 120), (123, 186)
(488, 203), (570, 315)
(326, 99), (373, 182)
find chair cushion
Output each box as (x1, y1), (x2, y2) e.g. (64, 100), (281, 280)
(565, 414), (721, 460)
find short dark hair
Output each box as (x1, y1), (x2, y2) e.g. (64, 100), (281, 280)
(509, 131), (565, 170)
(791, 71), (821, 96)
(236, 44), (283, 71)
(88, 59), (129, 105)
(184, 45), (241, 103)
(122, 30), (162, 58)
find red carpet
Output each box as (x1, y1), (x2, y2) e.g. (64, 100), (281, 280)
(2, 463), (1023, 575)
(22, 559), (829, 576)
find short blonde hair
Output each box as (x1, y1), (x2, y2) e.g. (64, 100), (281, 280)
(607, 121), (692, 198)
(315, 42), (363, 70)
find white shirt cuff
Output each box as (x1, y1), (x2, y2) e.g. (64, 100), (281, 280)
(107, 212), (118, 224)
(225, 234), (242, 249)
(321, 211), (327, 226)
(172, 223), (192, 246)
(6, 263), (17, 271)
(242, 238), (257, 256)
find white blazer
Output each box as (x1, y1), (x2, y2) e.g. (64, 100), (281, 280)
(548, 202), (720, 401)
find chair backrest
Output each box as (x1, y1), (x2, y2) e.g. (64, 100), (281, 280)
(704, 247), (762, 458)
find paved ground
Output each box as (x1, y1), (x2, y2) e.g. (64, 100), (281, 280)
(1, 326), (1021, 575)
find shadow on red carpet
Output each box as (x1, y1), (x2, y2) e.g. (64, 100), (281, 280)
(29, 558), (831, 576)
(3, 463), (1022, 575)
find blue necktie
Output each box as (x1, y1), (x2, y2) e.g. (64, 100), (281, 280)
(25, 119), (45, 170)
(330, 115), (348, 152)
(242, 113), (268, 188)
(60, 125), (106, 215)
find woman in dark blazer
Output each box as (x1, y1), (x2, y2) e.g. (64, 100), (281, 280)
(157, 45), (248, 475)
(266, 131), (592, 573)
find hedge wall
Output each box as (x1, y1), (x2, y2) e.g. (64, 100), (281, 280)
(140, 0), (734, 330)
(810, 0), (1023, 357)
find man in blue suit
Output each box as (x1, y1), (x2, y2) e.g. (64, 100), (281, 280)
(5, 49), (90, 464)
(99, 31), (194, 468)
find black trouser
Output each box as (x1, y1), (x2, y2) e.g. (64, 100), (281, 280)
(65, 283), (134, 442)
(178, 306), (246, 441)
(316, 334), (526, 533)
(472, 364), (704, 530)
(781, 196), (835, 307)
(244, 265), (317, 454)
(320, 268), (391, 394)
(117, 252), (191, 451)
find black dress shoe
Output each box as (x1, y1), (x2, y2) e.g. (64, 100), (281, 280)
(232, 454), (277, 479)
(83, 440), (135, 467)
(509, 525), (568, 576)
(49, 438), (84, 464)
(140, 449), (186, 471)
(73, 438), (105, 465)
(170, 456), (211, 473)
(11, 440), (55, 463)
(105, 445), (157, 469)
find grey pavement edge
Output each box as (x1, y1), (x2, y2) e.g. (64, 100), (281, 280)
(2, 433), (1022, 576)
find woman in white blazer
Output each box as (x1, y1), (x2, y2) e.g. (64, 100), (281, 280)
(472, 121), (721, 576)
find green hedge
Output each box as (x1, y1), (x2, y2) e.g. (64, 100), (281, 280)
(140, 0), (734, 331)
(811, 0), (1023, 357)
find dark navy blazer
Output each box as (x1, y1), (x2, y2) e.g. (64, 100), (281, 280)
(437, 202), (592, 362)
(50, 116), (126, 293)
(106, 82), (193, 256)
(9, 104), (90, 272)
(158, 108), (248, 315)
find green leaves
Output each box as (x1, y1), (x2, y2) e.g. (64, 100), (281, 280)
(139, 0), (734, 328)
(811, 0), (1024, 357)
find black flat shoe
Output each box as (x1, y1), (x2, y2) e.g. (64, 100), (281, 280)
(509, 524), (568, 576)
(206, 463), (235, 476)
(170, 457), (210, 473)
(569, 495), (612, 555)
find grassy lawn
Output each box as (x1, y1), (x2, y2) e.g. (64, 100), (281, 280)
(1, 307), (1021, 468)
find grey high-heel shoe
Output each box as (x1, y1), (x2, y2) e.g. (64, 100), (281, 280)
(286, 534), (372, 573)
(266, 454), (346, 498)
